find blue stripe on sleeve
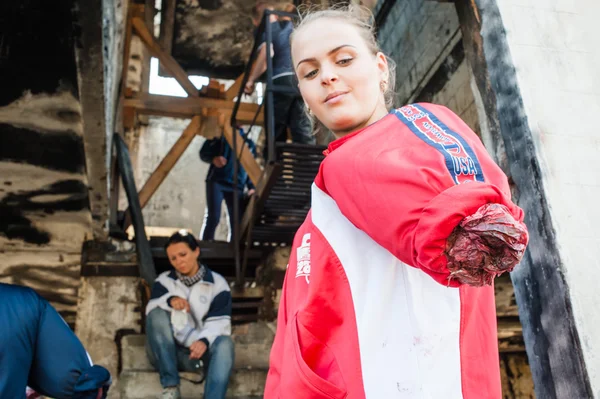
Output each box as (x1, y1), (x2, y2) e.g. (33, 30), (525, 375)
(150, 281), (169, 300)
(204, 290), (232, 320)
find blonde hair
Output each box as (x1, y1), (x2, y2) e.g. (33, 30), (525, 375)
(290, 4), (396, 137)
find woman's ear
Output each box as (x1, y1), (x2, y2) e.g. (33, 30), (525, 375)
(376, 51), (389, 84)
(193, 247), (201, 258)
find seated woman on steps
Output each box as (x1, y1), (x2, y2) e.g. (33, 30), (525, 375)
(145, 231), (234, 399)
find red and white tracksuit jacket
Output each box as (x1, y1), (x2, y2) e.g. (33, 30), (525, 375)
(265, 103), (525, 399)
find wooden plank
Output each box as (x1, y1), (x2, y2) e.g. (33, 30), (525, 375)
(497, 319), (523, 340)
(495, 274), (519, 317)
(158, 0), (176, 77)
(231, 285), (265, 299)
(497, 318), (526, 353)
(123, 116), (202, 229)
(126, 105), (262, 126)
(198, 108), (224, 139)
(225, 74), (244, 101)
(200, 79), (225, 98)
(123, 95), (263, 125)
(123, 105), (136, 129)
(135, 115), (201, 209)
(124, 94), (260, 114)
(222, 123), (262, 187)
(131, 16), (198, 97)
(120, 4), (134, 99)
(500, 353), (535, 398)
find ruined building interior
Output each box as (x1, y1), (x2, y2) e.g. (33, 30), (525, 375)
(1, 0), (599, 398)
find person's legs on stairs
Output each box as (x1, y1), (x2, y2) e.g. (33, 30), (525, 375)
(222, 186), (245, 243)
(262, 75), (296, 160)
(203, 335), (235, 399)
(145, 308), (181, 389)
(201, 181), (224, 240)
(289, 96), (315, 144)
(222, 187), (235, 243)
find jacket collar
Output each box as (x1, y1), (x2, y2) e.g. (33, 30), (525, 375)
(202, 267), (215, 284)
(323, 112), (392, 156)
(324, 128), (364, 156)
(167, 265), (214, 284)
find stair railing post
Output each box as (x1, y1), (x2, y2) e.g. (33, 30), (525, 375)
(265, 9), (276, 164)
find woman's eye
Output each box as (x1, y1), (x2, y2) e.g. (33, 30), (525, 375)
(337, 58), (353, 65)
(304, 69), (318, 79)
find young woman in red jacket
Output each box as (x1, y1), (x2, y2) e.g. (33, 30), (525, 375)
(264, 5), (529, 399)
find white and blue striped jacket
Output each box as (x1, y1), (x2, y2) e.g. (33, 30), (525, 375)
(145, 268), (232, 347)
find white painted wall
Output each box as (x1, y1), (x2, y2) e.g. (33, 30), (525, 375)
(496, 0), (600, 393)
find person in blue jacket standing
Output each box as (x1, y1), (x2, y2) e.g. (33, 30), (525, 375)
(199, 128), (256, 241)
(0, 282), (111, 399)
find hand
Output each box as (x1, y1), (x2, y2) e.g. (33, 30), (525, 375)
(247, 188), (256, 197)
(244, 81), (255, 95)
(189, 340), (207, 359)
(212, 156), (227, 168)
(170, 296), (190, 312)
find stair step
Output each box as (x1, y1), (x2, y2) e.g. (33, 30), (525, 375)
(118, 369), (267, 398)
(121, 322), (275, 372)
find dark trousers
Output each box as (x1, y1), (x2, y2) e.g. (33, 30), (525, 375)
(201, 181), (244, 241)
(146, 308), (234, 398)
(271, 75), (314, 145)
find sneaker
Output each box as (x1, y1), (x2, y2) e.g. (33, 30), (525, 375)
(161, 386), (181, 399)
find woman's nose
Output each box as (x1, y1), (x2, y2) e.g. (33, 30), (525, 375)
(320, 65), (338, 86)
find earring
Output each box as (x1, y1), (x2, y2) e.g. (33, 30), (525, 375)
(307, 107), (313, 116)
(380, 80), (387, 92)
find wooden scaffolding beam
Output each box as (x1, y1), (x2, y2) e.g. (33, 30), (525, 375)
(131, 16), (198, 96)
(123, 116), (203, 229)
(123, 95), (263, 125)
(120, 15), (263, 229)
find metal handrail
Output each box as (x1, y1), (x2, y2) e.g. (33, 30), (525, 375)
(229, 9), (297, 290)
(113, 133), (157, 284)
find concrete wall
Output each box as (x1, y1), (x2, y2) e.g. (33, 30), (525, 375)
(0, 0), (94, 326)
(492, 0), (600, 393)
(430, 59), (480, 136)
(124, 117), (230, 240)
(378, 0), (461, 105)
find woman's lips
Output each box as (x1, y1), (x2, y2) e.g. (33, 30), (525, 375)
(324, 91), (347, 104)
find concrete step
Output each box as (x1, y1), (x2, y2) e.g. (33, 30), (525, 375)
(121, 322), (275, 372)
(118, 369), (267, 398)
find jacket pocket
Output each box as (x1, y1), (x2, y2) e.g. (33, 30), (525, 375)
(280, 314), (347, 399)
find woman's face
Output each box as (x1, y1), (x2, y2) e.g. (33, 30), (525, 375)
(292, 18), (389, 137)
(166, 242), (200, 276)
